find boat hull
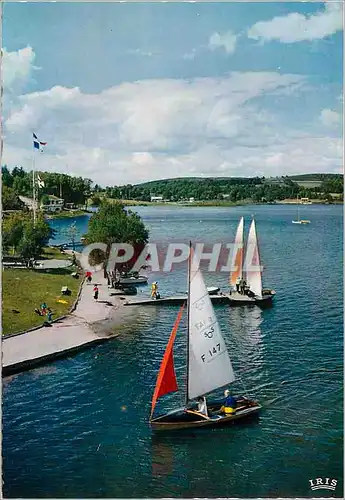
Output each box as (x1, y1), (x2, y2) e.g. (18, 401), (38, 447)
(151, 399), (261, 431)
(119, 276), (148, 285)
(229, 289), (275, 305)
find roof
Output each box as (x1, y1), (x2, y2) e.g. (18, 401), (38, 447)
(47, 195), (64, 201)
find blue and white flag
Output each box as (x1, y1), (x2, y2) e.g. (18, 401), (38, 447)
(33, 133), (47, 152)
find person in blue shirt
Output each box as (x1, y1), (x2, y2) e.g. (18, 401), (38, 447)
(221, 389), (237, 414)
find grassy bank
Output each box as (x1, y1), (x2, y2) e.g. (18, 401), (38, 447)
(41, 246), (73, 260)
(2, 267), (80, 336)
(45, 209), (88, 219)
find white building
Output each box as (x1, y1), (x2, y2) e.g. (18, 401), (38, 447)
(150, 196), (163, 202)
(41, 195), (64, 212)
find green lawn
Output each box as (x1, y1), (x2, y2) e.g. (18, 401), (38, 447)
(41, 246), (72, 260)
(2, 267), (80, 336)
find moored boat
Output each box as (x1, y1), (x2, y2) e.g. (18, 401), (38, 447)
(229, 218), (275, 304)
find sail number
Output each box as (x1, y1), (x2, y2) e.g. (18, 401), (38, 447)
(201, 343), (221, 362)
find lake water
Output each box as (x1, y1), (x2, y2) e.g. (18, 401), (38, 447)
(2, 204), (343, 498)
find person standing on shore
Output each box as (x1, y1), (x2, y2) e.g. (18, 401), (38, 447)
(93, 285), (99, 301)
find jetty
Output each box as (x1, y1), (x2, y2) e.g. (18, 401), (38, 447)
(2, 269), (134, 377)
(123, 293), (231, 306)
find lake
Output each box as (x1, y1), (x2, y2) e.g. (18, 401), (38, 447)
(2, 204), (343, 498)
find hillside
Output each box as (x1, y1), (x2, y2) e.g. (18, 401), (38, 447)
(101, 173), (343, 203)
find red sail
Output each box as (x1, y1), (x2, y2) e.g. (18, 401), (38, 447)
(150, 303), (185, 418)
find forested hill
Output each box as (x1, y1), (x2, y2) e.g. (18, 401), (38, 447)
(102, 174), (343, 203)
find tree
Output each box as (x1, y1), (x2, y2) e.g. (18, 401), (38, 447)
(17, 217), (54, 263)
(2, 165), (13, 187)
(2, 185), (25, 210)
(64, 222), (78, 251)
(91, 195), (102, 206)
(2, 213), (54, 262)
(84, 201), (149, 272)
(2, 213), (27, 253)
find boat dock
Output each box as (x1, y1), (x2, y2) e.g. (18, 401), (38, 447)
(124, 294), (231, 306)
(123, 292), (274, 307)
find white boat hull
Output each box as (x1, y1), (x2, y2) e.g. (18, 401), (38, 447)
(229, 290), (275, 305)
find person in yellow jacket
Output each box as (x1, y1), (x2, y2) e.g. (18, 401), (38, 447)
(151, 281), (158, 299)
(220, 389), (237, 415)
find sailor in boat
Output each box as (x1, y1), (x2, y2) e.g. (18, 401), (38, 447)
(221, 389), (237, 415)
(197, 396), (209, 417)
(240, 279), (247, 295)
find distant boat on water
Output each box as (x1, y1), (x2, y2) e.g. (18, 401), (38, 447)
(292, 196), (311, 224)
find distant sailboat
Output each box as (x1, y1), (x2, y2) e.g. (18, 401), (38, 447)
(229, 218), (275, 305)
(150, 242), (261, 431)
(292, 195), (310, 224)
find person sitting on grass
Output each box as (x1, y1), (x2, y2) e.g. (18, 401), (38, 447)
(40, 302), (48, 315)
(47, 308), (53, 323)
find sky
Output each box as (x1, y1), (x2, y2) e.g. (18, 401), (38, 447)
(1, 1), (343, 186)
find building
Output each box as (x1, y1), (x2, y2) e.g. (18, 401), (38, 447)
(150, 196), (163, 202)
(41, 195), (64, 212)
(19, 196), (39, 211)
(189, 197), (195, 203)
(300, 197), (312, 205)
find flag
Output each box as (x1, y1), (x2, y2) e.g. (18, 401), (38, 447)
(37, 174), (45, 188)
(33, 133), (47, 152)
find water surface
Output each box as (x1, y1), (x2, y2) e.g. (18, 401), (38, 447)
(3, 204), (343, 498)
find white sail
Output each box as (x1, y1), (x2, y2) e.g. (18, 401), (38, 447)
(244, 219), (262, 298)
(230, 217), (244, 288)
(188, 264), (235, 400)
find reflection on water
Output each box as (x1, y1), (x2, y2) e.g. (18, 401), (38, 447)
(151, 439), (175, 478)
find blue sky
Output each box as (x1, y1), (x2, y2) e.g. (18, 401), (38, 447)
(2, 1), (343, 185)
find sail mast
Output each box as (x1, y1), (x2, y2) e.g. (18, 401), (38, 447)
(185, 240), (192, 406)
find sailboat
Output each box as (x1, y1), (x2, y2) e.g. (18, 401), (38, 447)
(292, 195), (310, 224)
(150, 243), (261, 431)
(229, 218), (275, 305)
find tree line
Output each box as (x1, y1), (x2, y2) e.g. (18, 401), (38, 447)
(96, 175), (343, 203)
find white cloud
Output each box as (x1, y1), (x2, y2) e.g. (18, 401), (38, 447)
(248, 3), (343, 43)
(2, 72), (342, 185)
(208, 31), (237, 54)
(2, 46), (38, 92)
(320, 108), (342, 127)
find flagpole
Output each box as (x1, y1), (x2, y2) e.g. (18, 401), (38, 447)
(32, 139), (36, 225)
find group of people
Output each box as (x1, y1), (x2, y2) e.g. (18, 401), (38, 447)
(34, 302), (53, 323)
(234, 277), (255, 297)
(196, 389), (238, 418)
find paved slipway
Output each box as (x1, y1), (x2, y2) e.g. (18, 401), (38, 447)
(2, 270), (135, 377)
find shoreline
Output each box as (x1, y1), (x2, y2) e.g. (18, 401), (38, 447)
(104, 198), (343, 207)
(2, 266), (138, 377)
